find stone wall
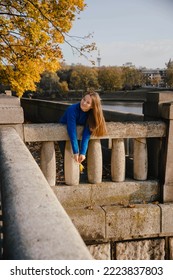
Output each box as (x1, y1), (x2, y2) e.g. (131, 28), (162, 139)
(1, 92), (173, 260)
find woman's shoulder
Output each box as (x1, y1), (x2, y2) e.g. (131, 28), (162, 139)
(68, 102), (80, 112)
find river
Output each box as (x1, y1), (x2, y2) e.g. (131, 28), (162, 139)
(102, 101), (143, 115)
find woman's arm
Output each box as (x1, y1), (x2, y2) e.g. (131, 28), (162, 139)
(66, 106), (79, 155)
(80, 125), (91, 156)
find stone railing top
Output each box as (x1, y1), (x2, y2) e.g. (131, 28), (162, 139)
(0, 94), (21, 107)
(0, 94), (24, 124)
(146, 91), (173, 103)
(0, 127), (92, 260)
(23, 121), (167, 142)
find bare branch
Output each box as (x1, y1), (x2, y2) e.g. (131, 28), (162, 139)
(0, 12), (27, 17)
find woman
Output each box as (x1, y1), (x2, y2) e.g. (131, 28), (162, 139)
(59, 91), (107, 163)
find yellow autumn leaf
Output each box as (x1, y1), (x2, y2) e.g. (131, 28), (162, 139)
(79, 163), (84, 173)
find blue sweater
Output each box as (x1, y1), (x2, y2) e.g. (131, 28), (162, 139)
(59, 103), (91, 155)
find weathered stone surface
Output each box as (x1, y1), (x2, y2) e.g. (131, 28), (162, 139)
(54, 181), (160, 208)
(87, 243), (111, 260)
(0, 95), (24, 124)
(64, 141), (79, 186)
(87, 139), (102, 184)
(104, 204), (160, 240)
(0, 127), (92, 260)
(133, 138), (148, 180)
(0, 124), (24, 140)
(0, 94), (20, 106)
(66, 206), (105, 241)
(146, 91), (173, 103)
(160, 203), (173, 233)
(160, 102), (173, 119)
(40, 141), (56, 186)
(111, 138), (125, 182)
(0, 107), (24, 124)
(163, 121), (173, 202)
(23, 121), (166, 142)
(52, 184), (92, 208)
(115, 238), (165, 260)
(169, 237), (173, 260)
(91, 181), (160, 206)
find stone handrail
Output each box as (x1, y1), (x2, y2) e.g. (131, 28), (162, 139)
(0, 127), (92, 260)
(23, 121), (167, 186)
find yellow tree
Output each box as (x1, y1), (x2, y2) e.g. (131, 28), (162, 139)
(0, 0), (93, 97)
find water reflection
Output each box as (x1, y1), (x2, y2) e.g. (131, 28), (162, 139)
(102, 102), (143, 114)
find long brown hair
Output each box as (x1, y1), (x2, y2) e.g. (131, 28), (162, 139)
(86, 91), (107, 136)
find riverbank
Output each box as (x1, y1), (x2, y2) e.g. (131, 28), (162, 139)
(26, 87), (171, 102)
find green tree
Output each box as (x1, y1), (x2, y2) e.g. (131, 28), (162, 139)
(98, 66), (123, 91)
(0, 0), (94, 96)
(70, 65), (99, 91)
(38, 71), (60, 95)
(122, 67), (144, 90)
(38, 70), (69, 96)
(165, 59), (173, 87)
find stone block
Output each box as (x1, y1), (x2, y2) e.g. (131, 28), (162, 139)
(114, 238), (165, 260)
(0, 124), (24, 140)
(0, 107), (24, 124)
(54, 181), (160, 208)
(0, 94), (20, 106)
(160, 203), (173, 233)
(104, 204), (160, 240)
(146, 91), (173, 103)
(87, 243), (111, 260)
(160, 102), (173, 119)
(91, 181), (160, 206)
(52, 184), (92, 208)
(143, 102), (162, 118)
(169, 237), (173, 260)
(66, 206), (105, 241)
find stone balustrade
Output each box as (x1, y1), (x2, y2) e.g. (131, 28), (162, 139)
(1, 92), (173, 260)
(23, 121), (166, 186)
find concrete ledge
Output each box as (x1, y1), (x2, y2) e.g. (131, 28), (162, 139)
(52, 180), (160, 208)
(66, 204), (161, 242)
(0, 127), (92, 260)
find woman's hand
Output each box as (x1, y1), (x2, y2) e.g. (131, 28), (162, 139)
(73, 154), (86, 163)
(78, 154), (86, 163)
(73, 153), (79, 162)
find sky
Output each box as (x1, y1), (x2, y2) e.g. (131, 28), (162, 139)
(61, 0), (173, 69)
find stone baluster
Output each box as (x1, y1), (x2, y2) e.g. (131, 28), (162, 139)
(64, 140), (79, 185)
(133, 138), (148, 180)
(87, 139), (102, 183)
(111, 138), (125, 182)
(160, 102), (173, 202)
(40, 141), (56, 186)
